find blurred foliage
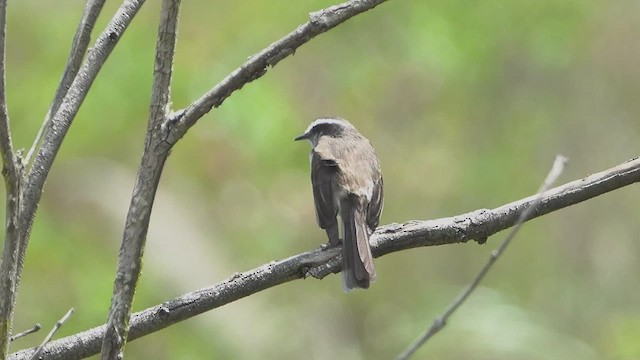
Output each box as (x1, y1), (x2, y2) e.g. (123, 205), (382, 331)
(1, 0), (639, 359)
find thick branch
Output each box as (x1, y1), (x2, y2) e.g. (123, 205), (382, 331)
(165, 0), (390, 144)
(0, 185), (20, 360)
(0, 0), (23, 357)
(100, 1), (180, 358)
(10, 157), (640, 360)
(25, 0), (107, 166)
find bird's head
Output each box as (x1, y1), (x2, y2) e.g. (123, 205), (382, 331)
(294, 117), (355, 146)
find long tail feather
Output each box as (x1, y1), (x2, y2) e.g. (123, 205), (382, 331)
(340, 196), (376, 291)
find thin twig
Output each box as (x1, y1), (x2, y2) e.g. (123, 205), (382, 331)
(28, 308), (74, 360)
(0, 0), (12, 170)
(9, 325), (41, 343)
(22, 0), (146, 225)
(396, 155), (569, 360)
(165, 0), (390, 145)
(9, 157), (639, 360)
(100, 0), (180, 358)
(22, 125), (43, 172)
(24, 0), (107, 166)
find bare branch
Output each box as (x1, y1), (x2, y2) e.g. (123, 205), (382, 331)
(0, 4), (146, 352)
(100, 1), (180, 358)
(100, 1), (392, 356)
(0, 0), (25, 357)
(29, 308), (74, 360)
(165, 0), (390, 144)
(0, 215), (21, 359)
(396, 156), (568, 360)
(24, 0), (107, 166)
(0, 0), (13, 173)
(23, 0), (145, 224)
(9, 324), (41, 343)
(0, 2), (144, 357)
(9, 157), (640, 360)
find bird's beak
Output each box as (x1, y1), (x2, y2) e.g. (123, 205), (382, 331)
(294, 133), (308, 141)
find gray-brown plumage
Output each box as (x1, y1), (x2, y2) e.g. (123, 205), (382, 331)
(295, 117), (383, 290)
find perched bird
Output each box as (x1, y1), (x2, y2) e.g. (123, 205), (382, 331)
(295, 117), (383, 290)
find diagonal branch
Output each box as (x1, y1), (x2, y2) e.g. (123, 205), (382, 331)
(165, 0), (390, 145)
(0, 2), (145, 357)
(9, 157), (640, 360)
(28, 308), (74, 360)
(22, 0), (146, 229)
(24, 0), (107, 166)
(100, 0), (180, 358)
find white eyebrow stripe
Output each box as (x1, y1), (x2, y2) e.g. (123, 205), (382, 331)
(304, 118), (348, 134)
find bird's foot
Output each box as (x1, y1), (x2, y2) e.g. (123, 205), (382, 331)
(321, 238), (342, 250)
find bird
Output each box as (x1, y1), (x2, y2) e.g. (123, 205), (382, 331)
(295, 117), (383, 290)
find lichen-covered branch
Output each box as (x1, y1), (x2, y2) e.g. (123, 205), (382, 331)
(10, 157), (640, 360)
(0, 0), (22, 357)
(99, 1), (180, 358)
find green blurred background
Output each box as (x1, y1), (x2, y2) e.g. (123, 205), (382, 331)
(3, 0), (640, 359)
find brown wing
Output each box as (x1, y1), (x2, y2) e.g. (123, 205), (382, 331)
(311, 150), (339, 234)
(366, 175), (383, 232)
